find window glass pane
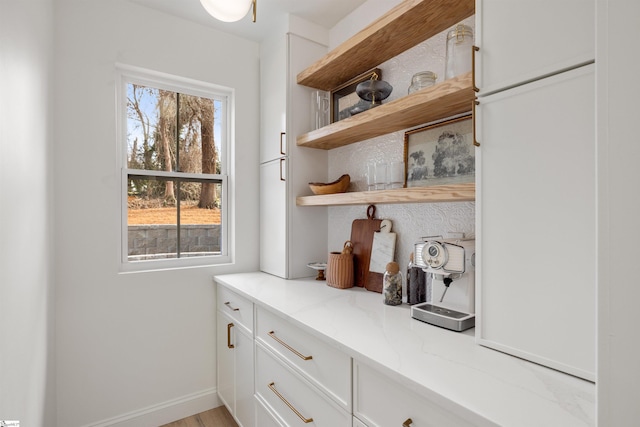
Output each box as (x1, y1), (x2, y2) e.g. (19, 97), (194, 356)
(127, 179), (178, 261)
(179, 182), (223, 258)
(126, 84), (177, 172)
(127, 178), (222, 262)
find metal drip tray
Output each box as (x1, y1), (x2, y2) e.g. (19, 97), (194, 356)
(411, 303), (475, 332)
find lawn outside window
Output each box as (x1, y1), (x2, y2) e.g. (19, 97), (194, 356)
(116, 64), (232, 271)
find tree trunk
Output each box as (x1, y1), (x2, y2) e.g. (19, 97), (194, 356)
(199, 98), (217, 209)
(159, 91), (175, 205)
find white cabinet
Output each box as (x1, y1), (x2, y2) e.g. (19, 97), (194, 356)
(475, 0), (596, 381)
(216, 287), (254, 427)
(475, 0), (595, 94)
(255, 306), (351, 410)
(476, 64), (596, 380)
(353, 417), (368, 427)
(260, 159), (287, 278)
(260, 33), (287, 165)
(255, 344), (350, 427)
(256, 396), (285, 427)
(259, 31), (329, 279)
(254, 305), (351, 426)
(353, 361), (480, 427)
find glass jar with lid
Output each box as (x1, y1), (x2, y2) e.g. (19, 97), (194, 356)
(445, 24), (474, 80)
(383, 262), (403, 306)
(408, 71), (437, 94)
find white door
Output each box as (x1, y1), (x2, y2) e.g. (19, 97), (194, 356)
(475, 0), (594, 94)
(260, 158), (287, 278)
(476, 64), (596, 380)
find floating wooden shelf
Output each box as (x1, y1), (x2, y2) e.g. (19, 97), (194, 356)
(296, 183), (475, 206)
(296, 0), (475, 91)
(296, 72), (474, 150)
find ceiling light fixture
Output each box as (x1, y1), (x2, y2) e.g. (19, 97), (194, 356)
(199, 0), (257, 23)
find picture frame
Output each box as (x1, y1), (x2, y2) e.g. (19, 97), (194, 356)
(403, 114), (475, 187)
(330, 68), (381, 123)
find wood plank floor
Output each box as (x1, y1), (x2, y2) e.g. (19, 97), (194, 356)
(159, 406), (238, 427)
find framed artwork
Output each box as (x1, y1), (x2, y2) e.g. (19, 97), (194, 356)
(403, 114), (475, 187)
(331, 68), (381, 123)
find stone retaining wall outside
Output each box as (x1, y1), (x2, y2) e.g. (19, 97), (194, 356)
(128, 224), (221, 260)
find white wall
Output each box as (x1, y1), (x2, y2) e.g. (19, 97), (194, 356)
(0, 0), (56, 425)
(597, 0), (640, 424)
(53, 1), (260, 426)
(329, 0), (402, 49)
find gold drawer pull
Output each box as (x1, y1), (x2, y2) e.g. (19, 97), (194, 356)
(472, 99), (480, 147)
(227, 323), (235, 349)
(268, 382), (313, 424)
(403, 418), (413, 427)
(224, 301), (240, 311)
(472, 45), (480, 92)
(268, 331), (313, 360)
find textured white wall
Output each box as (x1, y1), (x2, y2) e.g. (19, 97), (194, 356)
(0, 0), (56, 425)
(53, 1), (260, 425)
(328, 15), (476, 290)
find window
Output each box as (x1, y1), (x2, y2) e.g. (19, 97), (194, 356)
(116, 65), (231, 270)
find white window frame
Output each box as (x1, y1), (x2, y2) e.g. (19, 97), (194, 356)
(115, 64), (233, 272)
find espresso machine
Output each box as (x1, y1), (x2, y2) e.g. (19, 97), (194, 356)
(411, 237), (475, 331)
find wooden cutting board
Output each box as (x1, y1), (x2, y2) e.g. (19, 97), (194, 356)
(350, 205), (382, 287)
(367, 219), (396, 293)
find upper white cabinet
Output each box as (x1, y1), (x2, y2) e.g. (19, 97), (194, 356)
(260, 33), (287, 164)
(259, 30), (329, 279)
(475, 0), (596, 382)
(476, 64), (596, 380)
(475, 0), (595, 95)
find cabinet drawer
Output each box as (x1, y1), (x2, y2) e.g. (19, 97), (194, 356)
(354, 361), (481, 427)
(256, 395), (285, 427)
(217, 285), (253, 333)
(353, 417), (368, 427)
(256, 306), (351, 409)
(256, 344), (350, 427)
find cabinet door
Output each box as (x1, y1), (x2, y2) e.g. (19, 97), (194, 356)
(217, 310), (255, 427)
(256, 344), (350, 427)
(260, 158), (287, 278)
(256, 306), (351, 410)
(477, 64), (595, 380)
(260, 34), (287, 164)
(476, 0), (594, 94)
(217, 311), (235, 413)
(235, 325), (254, 427)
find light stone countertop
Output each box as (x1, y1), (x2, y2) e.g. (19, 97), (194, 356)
(214, 272), (595, 426)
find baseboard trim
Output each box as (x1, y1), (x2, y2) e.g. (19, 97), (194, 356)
(81, 387), (221, 427)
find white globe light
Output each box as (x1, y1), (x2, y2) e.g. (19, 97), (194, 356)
(200, 0), (253, 22)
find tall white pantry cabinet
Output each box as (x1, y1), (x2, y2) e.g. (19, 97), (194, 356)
(259, 30), (328, 279)
(475, 0), (596, 380)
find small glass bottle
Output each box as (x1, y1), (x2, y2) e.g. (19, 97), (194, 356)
(408, 71), (437, 94)
(445, 24), (474, 80)
(383, 262), (403, 306)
